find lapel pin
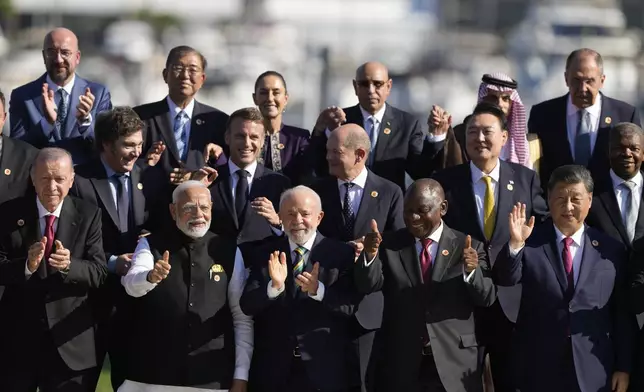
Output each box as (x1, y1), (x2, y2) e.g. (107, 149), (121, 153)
(196, 119), (204, 125)
(604, 117), (612, 125)
(441, 249), (449, 256)
(383, 128), (391, 135)
(507, 184), (513, 191)
(214, 275), (221, 282)
(592, 240), (599, 247)
(371, 191), (378, 198)
(386, 121), (391, 126)
(17, 219), (24, 227)
(4, 168), (10, 176)
(137, 183), (143, 190)
(509, 180), (514, 184)
(278, 143), (285, 150)
(211, 264), (224, 273)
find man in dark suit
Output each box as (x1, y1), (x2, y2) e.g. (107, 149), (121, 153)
(311, 61), (428, 191)
(0, 147), (108, 391)
(9, 28), (112, 164)
(209, 107), (291, 244)
(528, 48), (641, 190)
(587, 122), (644, 249)
(311, 123), (404, 391)
(240, 185), (361, 392)
(134, 45), (229, 183)
(495, 165), (633, 392)
(69, 107), (163, 390)
(0, 88), (39, 204)
(432, 102), (548, 392)
(355, 179), (496, 392)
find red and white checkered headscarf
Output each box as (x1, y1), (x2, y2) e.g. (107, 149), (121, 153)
(477, 72), (529, 167)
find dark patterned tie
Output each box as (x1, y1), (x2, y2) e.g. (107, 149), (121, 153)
(342, 182), (356, 238)
(114, 174), (130, 233)
(54, 89), (68, 139)
(420, 238), (433, 281)
(562, 237), (574, 298)
(235, 169), (250, 224)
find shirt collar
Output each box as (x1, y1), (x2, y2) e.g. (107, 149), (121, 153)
(418, 220), (444, 243)
(566, 93), (602, 119)
(610, 169), (643, 191)
(470, 159), (501, 184)
(99, 156), (130, 178)
(46, 73), (75, 95)
(166, 96), (196, 120)
(36, 196), (64, 219)
(360, 103), (387, 124)
(337, 166), (369, 189)
(553, 223), (585, 247)
(289, 231), (317, 253)
(228, 159), (258, 179)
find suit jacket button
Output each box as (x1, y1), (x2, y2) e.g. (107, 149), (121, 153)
(189, 302), (194, 307)
(191, 262), (196, 267)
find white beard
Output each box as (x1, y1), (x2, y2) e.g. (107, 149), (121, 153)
(177, 219), (211, 239)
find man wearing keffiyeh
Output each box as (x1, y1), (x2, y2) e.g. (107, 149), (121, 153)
(427, 72), (531, 170)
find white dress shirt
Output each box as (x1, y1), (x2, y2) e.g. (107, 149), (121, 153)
(566, 94), (602, 160)
(228, 160), (258, 201)
(166, 96), (195, 148)
(338, 167), (369, 215)
(470, 160), (501, 232)
(610, 169), (643, 226)
(25, 197), (64, 277)
(46, 74), (92, 126)
(121, 238), (254, 387)
(268, 232), (325, 301)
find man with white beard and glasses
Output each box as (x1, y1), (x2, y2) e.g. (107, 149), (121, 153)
(240, 186), (362, 392)
(119, 181), (253, 392)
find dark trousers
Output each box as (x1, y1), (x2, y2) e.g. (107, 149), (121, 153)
(478, 301), (515, 392)
(346, 317), (378, 392)
(285, 357), (357, 392)
(418, 354), (447, 392)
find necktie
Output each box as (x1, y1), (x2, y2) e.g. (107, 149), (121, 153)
(235, 169), (250, 224)
(44, 214), (56, 262)
(342, 182), (356, 239)
(574, 109), (591, 166)
(482, 176), (495, 239)
(621, 181), (638, 243)
(114, 174), (130, 233)
(366, 117), (376, 166)
(420, 238), (433, 281)
(293, 246), (307, 277)
(55, 88), (69, 138)
(174, 111), (189, 161)
(562, 237), (574, 297)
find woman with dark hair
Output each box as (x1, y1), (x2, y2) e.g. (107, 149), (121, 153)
(253, 71), (313, 185)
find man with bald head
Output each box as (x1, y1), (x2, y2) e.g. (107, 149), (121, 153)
(355, 178), (496, 391)
(0, 147), (107, 391)
(311, 61), (428, 191)
(311, 123), (404, 391)
(241, 185), (361, 392)
(529, 48), (641, 190)
(10, 27), (113, 164)
(120, 180), (252, 392)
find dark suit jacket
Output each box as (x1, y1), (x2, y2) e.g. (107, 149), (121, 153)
(629, 238), (644, 391)
(432, 160), (548, 322)
(354, 226), (495, 392)
(311, 103), (426, 191)
(587, 173), (644, 250)
(528, 93), (641, 191)
(494, 223), (633, 392)
(134, 98), (229, 177)
(263, 125), (312, 186)
(239, 233), (362, 391)
(312, 170), (405, 329)
(0, 196), (107, 371)
(209, 163), (291, 245)
(0, 135), (39, 204)
(9, 73), (112, 164)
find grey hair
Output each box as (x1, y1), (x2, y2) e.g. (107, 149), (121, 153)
(344, 126), (371, 154)
(172, 180), (211, 204)
(566, 48), (603, 75)
(547, 165), (594, 194)
(279, 185), (322, 211)
(30, 147), (73, 178)
(610, 122), (644, 143)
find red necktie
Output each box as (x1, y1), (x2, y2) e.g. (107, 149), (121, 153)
(562, 237), (574, 297)
(420, 238), (433, 280)
(44, 215), (56, 261)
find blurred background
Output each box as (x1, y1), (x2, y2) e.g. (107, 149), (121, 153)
(1, 0), (644, 134)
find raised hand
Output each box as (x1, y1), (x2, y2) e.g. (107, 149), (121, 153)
(296, 262), (320, 295)
(146, 141), (166, 167)
(191, 166), (219, 187)
(462, 235), (478, 273)
(147, 251), (171, 284)
(169, 167), (191, 185)
(348, 236), (365, 263)
(41, 83), (57, 124)
(49, 240), (71, 272)
(203, 143), (224, 163)
(363, 219), (382, 261)
(27, 237), (48, 273)
(314, 106), (346, 133)
(251, 197), (280, 226)
(76, 87), (95, 121)
(509, 202), (535, 249)
(268, 251), (288, 290)
(427, 105), (452, 136)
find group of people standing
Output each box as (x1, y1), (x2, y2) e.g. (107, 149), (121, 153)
(0, 26), (643, 392)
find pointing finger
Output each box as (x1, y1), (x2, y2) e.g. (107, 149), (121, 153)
(465, 235), (472, 249)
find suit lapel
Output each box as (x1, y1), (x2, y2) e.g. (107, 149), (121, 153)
(574, 229), (599, 297)
(156, 99), (181, 162)
(324, 178), (345, 236)
(0, 136), (15, 190)
(431, 226), (459, 282)
(373, 106), (395, 162)
(634, 185), (644, 242)
(492, 161), (515, 243)
(89, 164), (120, 228)
(558, 95), (575, 164)
(353, 172), (378, 238)
(594, 94), (613, 163)
(243, 164), (265, 226)
(460, 165), (486, 240)
(56, 198), (80, 253)
(598, 188), (629, 245)
(33, 74), (62, 141)
(216, 166), (237, 228)
(187, 101), (207, 167)
(19, 200), (40, 251)
(130, 164), (146, 227)
(542, 225), (568, 294)
(63, 77), (87, 138)
(398, 231), (423, 287)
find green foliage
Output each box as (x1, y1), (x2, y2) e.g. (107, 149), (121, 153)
(0, 0), (13, 16)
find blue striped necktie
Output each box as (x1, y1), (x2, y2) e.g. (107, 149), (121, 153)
(174, 111), (189, 161)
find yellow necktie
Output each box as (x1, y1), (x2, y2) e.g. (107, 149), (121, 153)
(482, 176), (495, 239)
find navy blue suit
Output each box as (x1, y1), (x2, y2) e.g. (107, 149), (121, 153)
(9, 73), (112, 164)
(528, 93), (641, 192)
(494, 222), (634, 392)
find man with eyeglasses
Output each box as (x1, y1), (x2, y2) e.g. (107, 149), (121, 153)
(134, 45), (229, 185)
(9, 27), (113, 165)
(311, 61), (431, 192)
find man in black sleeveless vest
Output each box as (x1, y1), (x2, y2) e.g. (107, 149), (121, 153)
(120, 180), (253, 392)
